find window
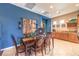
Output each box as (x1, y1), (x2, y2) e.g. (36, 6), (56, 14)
(60, 20), (65, 28)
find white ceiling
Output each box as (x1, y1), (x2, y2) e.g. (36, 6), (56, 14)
(11, 3), (79, 18)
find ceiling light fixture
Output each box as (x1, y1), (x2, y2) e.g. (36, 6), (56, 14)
(50, 5), (53, 9)
(41, 11), (45, 13)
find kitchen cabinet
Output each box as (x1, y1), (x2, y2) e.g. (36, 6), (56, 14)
(53, 32), (79, 43)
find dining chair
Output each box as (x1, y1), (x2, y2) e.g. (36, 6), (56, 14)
(11, 35), (26, 56)
(44, 32), (54, 54)
(51, 32), (54, 48)
(21, 37), (35, 56)
(29, 28), (45, 55)
(31, 36), (45, 56)
(44, 33), (50, 54)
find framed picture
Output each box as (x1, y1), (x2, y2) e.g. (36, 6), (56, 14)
(53, 25), (55, 27)
(22, 18), (36, 35)
(56, 24), (60, 27)
(62, 24), (65, 27)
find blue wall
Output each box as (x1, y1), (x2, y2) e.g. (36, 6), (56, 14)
(0, 3), (51, 49)
(41, 16), (51, 33)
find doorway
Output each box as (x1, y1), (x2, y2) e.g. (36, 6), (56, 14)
(42, 19), (48, 33)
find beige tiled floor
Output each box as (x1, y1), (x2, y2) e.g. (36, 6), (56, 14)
(2, 39), (79, 56)
(54, 39), (79, 56)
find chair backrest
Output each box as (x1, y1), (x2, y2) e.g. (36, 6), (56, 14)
(34, 28), (45, 47)
(11, 35), (18, 49)
(44, 32), (52, 45)
(36, 36), (44, 47)
(47, 32), (52, 38)
(35, 28), (44, 35)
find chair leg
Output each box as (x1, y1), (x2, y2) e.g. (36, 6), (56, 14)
(15, 52), (18, 56)
(24, 45), (26, 56)
(25, 50), (27, 56)
(41, 46), (44, 56)
(49, 40), (51, 52)
(27, 50), (30, 56)
(52, 38), (54, 48)
(35, 49), (37, 56)
(34, 47), (37, 56)
(44, 40), (46, 55)
(29, 47), (32, 56)
(45, 47), (46, 55)
(15, 50), (18, 56)
(44, 44), (46, 55)
(41, 48), (43, 56)
(0, 51), (3, 56)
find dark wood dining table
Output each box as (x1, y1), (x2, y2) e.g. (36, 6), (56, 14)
(23, 38), (35, 43)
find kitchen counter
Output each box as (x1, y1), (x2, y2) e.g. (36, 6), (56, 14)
(53, 31), (79, 43)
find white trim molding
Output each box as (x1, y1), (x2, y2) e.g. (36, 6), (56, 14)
(0, 46), (15, 51)
(0, 44), (20, 51)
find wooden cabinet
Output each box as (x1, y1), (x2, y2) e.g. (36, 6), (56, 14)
(68, 33), (79, 43)
(77, 14), (79, 36)
(53, 32), (79, 43)
(67, 23), (77, 27)
(62, 33), (68, 41)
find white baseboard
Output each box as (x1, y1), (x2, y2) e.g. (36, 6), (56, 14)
(0, 44), (20, 51)
(0, 46), (14, 51)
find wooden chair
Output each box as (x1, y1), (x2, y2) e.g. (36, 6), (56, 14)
(31, 36), (45, 56)
(44, 33), (50, 54)
(51, 32), (54, 48)
(35, 28), (44, 36)
(21, 37), (36, 56)
(11, 35), (26, 56)
(30, 28), (45, 56)
(44, 32), (54, 54)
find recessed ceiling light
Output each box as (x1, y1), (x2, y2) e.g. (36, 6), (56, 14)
(75, 4), (79, 7)
(41, 11), (45, 13)
(60, 20), (64, 24)
(56, 11), (60, 14)
(50, 5), (53, 9)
